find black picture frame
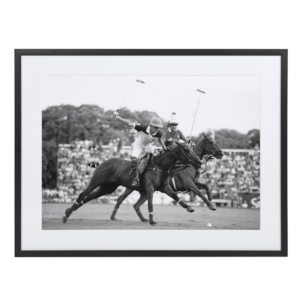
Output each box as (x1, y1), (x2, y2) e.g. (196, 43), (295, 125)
(15, 49), (288, 257)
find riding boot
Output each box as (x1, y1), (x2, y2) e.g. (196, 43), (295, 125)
(132, 168), (140, 186)
(194, 168), (201, 183)
(130, 157), (139, 186)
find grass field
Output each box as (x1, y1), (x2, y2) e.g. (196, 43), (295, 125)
(42, 203), (260, 230)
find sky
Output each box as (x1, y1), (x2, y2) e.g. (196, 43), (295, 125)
(42, 75), (260, 135)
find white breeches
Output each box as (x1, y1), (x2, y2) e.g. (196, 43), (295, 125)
(131, 144), (153, 158)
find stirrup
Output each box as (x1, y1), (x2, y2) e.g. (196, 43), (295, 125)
(132, 177), (140, 186)
(209, 203), (217, 211)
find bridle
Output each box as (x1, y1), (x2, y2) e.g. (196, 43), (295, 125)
(168, 146), (199, 166)
(202, 137), (220, 158)
(199, 137), (221, 174)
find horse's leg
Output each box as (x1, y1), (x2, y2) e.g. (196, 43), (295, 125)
(145, 185), (156, 225)
(159, 184), (195, 213)
(62, 163), (116, 222)
(63, 182), (120, 223)
(186, 181), (216, 211)
(195, 182), (213, 201)
(62, 181), (101, 223)
(83, 182), (120, 205)
(65, 186), (104, 215)
(110, 188), (134, 221)
(133, 192), (149, 222)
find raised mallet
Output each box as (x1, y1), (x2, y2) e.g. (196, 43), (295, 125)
(189, 89), (206, 138)
(136, 80), (145, 84)
(117, 79), (146, 111)
(197, 89), (206, 94)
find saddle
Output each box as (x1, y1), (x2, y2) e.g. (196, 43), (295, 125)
(137, 153), (151, 174)
(129, 153), (153, 176)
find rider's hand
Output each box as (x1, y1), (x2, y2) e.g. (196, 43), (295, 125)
(113, 111), (119, 118)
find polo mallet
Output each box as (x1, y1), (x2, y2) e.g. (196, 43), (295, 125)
(189, 89), (206, 139)
(116, 79), (145, 112)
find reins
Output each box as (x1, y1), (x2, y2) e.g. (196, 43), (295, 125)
(168, 146), (199, 167)
(147, 137), (220, 177)
(200, 154), (213, 174)
(148, 146), (199, 175)
(195, 136), (220, 174)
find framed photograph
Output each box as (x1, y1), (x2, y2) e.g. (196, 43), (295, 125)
(15, 49), (287, 257)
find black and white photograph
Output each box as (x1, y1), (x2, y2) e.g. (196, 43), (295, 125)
(16, 50), (286, 255)
(42, 75), (261, 230)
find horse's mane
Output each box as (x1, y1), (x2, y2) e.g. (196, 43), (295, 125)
(195, 133), (210, 146)
(193, 133), (211, 156)
(153, 143), (185, 160)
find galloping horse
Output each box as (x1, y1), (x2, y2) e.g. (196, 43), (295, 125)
(109, 133), (223, 221)
(62, 142), (201, 225)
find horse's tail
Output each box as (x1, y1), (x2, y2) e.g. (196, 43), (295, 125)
(88, 163), (100, 168)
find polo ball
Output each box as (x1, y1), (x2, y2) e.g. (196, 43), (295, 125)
(207, 223), (212, 228)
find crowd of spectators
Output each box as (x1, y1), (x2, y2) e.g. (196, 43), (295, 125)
(42, 140), (129, 203)
(201, 148), (260, 206)
(42, 141), (260, 207)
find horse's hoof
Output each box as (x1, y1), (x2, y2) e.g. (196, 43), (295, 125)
(187, 206), (195, 213)
(209, 204), (217, 211)
(62, 216), (68, 223)
(150, 222), (157, 226)
(111, 218), (119, 221)
(141, 219), (149, 222)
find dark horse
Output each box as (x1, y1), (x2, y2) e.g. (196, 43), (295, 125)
(62, 142), (201, 225)
(109, 133), (223, 221)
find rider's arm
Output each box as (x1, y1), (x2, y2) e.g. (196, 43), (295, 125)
(113, 111), (134, 128)
(155, 130), (167, 150)
(164, 131), (173, 146)
(179, 130), (188, 143)
(158, 137), (167, 151)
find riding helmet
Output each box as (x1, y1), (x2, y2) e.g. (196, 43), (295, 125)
(150, 117), (163, 128)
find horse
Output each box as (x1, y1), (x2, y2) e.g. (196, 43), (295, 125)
(109, 133), (223, 221)
(80, 133), (223, 222)
(62, 142), (201, 225)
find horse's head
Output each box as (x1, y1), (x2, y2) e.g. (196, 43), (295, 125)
(172, 142), (202, 168)
(194, 133), (223, 160)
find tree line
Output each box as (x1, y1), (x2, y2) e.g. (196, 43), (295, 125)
(42, 104), (260, 188)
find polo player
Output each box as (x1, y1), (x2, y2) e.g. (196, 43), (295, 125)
(165, 118), (188, 147)
(113, 111), (167, 186)
(164, 117), (202, 183)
